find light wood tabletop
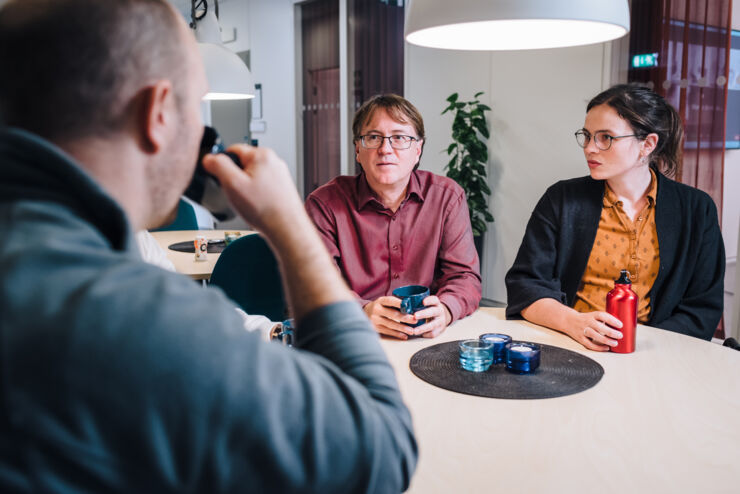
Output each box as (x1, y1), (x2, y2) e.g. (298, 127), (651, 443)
(149, 230), (255, 280)
(381, 308), (740, 493)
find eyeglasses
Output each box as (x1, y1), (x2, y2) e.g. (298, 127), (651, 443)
(575, 130), (643, 151)
(357, 134), (418, 150)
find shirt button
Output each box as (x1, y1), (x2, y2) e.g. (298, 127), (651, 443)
(392, 216), (397, 221)
(392, 245), (399, 250)
(638, 217), (643, 221)
(631, 255), (637, 259)
(393, 273), (399, 279)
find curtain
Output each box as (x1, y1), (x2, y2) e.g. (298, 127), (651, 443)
(301, 0), (340, 197)
(628, 0), (732, 216)
(349, 0), (405, 110)
(628, 0), (733, 337)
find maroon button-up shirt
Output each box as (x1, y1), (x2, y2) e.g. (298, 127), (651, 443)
(305, 170), (481, 322)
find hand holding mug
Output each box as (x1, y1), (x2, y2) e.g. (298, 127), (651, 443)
(363, 296), (420, 340)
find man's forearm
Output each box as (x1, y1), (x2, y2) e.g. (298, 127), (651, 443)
(202, 147), (354, 322)
(262, 213), (353, 322)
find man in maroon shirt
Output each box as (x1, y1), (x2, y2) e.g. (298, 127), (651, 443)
(306, 94), (481, 339)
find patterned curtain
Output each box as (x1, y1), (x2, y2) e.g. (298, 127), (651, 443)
(301, 0), (340, 197)
(628, 0), (732, 218)
(349, 0), (405, 111)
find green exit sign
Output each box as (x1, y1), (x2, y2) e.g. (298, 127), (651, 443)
(632, 53), (659, 68)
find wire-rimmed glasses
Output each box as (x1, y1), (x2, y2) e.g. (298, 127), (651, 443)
(575, 130), (643, 151)
(357, 134), (418, 150)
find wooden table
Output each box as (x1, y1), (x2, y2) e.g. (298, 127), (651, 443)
(380, 308), (740, 493)
(149, 230), (254, 280)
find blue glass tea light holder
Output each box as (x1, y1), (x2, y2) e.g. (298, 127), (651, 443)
(459, 339), (494, 372)
(479, 333), (512, 364)
(505, 341), (541, 374)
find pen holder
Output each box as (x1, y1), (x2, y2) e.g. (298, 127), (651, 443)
(505, 342), (541, 374)
(479, 333), (512, 364)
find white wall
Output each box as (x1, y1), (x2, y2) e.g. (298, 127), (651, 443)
(211, 0), (297, 181)
(723, 7), (740, 336)
(243, 0), (298, 180)
(725, 150), (740, 335)
(406, 42), (612, 302)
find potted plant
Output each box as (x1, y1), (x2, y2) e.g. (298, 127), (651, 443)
(442, 91), (494, 259)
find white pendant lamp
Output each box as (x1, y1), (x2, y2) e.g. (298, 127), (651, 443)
(194, 8), (255, 100)
(405, 0), (630, 51)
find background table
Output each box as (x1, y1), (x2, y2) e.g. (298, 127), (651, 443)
(380, 308), (740, 493)
(150, 230), (254, 280)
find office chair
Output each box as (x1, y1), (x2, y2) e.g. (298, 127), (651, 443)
(723, 338), (740, 351)
(153, 198), (200, 231)
(209, 233), (287, 321)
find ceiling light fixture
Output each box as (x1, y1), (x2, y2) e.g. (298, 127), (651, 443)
(405, 0), (630, 51)
(191, 0), (255, 100)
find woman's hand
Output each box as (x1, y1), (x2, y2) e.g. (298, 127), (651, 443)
(521, 298), (623, 352)
(565, 311), (623, 351)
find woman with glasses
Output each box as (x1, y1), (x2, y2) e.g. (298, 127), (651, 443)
(306, 94), (482, 339)
(506, 84), (724, 350)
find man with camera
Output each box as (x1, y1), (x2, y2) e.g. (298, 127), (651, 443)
(0, 0), (417, 492)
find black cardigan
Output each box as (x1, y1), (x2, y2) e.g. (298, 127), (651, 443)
(505, 171), (725, 340)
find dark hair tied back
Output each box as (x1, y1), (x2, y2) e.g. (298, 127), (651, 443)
(587, 83), (683, 178)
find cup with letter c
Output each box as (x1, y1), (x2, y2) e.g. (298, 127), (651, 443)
(392, 284), (430, 327)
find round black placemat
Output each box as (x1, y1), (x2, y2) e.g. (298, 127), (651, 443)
(409, 340), (604, 399)
(168, 240), (226, 254)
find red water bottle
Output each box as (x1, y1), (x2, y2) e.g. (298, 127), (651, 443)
(606, 269), (637, 353)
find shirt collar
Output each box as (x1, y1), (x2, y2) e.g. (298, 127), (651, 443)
(355, 170), (425, 211)
(603, 167), (658, 208)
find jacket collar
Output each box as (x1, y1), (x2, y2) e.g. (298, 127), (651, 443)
(0, 127), (132, 251)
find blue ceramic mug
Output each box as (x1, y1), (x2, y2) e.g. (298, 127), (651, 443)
(392, 285), (430, 327)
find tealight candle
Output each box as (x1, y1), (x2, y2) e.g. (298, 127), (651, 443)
(505, 341), (541, 374)
(510, 344), (533, 352)
(479, 333), (512, 364)
(459, 339), (494, 372)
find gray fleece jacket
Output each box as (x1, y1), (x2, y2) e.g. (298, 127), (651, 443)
(0, 127), (417, 493)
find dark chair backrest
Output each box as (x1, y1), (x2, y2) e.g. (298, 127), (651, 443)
(723, 337), (740, 351)
(153, 198), (199, 232)
(209, 233), (287, 321)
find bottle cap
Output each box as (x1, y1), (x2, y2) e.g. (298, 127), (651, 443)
(615, 269), (631, 284)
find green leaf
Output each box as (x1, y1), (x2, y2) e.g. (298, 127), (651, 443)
(443, 91), (494, 230)
(474, 91), (484, 98)
(474, 121), (490, 139)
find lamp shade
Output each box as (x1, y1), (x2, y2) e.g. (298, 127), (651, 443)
(405, 0), (630, 51)
(195, 10), (255, 100)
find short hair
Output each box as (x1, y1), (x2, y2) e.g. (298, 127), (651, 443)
(0, 0), (189, 141)
(587, 84), (683, 178)
(352, 94), (426, 159)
